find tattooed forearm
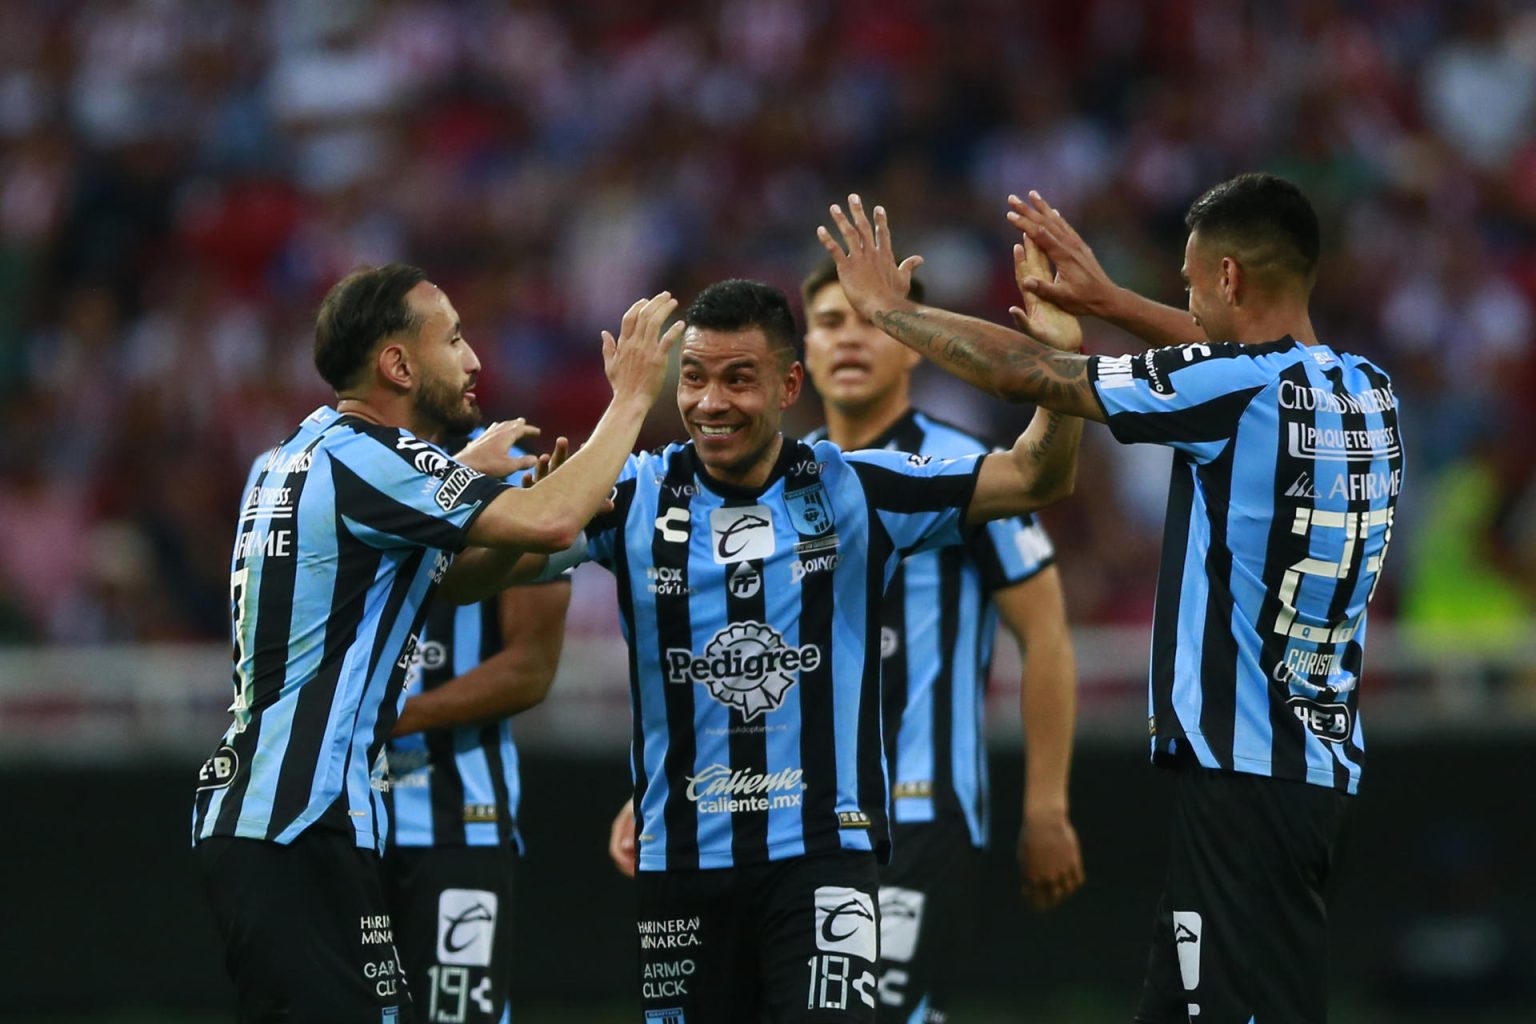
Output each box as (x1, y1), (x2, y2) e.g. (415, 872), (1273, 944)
(872, 306), (1102, 421)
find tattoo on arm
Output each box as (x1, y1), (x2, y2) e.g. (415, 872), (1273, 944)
(872, 308), (1097, 416)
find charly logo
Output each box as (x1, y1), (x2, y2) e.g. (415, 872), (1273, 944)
(664, 621), (821, 720)
(710, 505), (774, 563)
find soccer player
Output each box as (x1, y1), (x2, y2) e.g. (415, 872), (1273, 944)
(800, 259), (1085, 1020)
(582, 276), (1081, 1023)
(819, 178), (1402, 1023)
(383, 434), (573, 1024)
(191, 264), (680, 1023)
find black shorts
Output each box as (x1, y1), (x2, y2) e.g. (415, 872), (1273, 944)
(197, 828), (414, 1024)
(384, 845), (516, 1024)
(875, 821), (982, 1023)
(636, 850), (881, 1023)
(1134, 768), (1353, 1024)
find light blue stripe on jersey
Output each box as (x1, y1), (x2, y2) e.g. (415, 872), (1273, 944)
(949, 576), (985, 839)
(894, 556), (939, 822)
(449, 606), (500, 847)
(1227, 394), (1280, 775)
(626, 479), (674, 857)
(830, 495), (874, 854)
(1171, 472), (1218, 768)
(685, 503), (737, 867)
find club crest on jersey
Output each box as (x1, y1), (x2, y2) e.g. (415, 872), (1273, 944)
(710, 505), (774, 564)
(664, 621), (821, 721)
(785, 484), (835, 537)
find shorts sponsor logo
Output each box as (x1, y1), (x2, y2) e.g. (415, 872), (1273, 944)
(1172, 910), (1201, 993)
(436, 889), (497, 967)
(638, 917), (701, 950)
(814, 887), (877, 962)
(196, 745), (239, 790)
(655, 507), (690, 543)
(710, 505), (774, 563)
(728, 561), (761, 599)
(641, 959), (696, 1000)
(684, 763), (805, 814)
(435, 466), (483, 511)
(877, 887), (926, 963)
(1286, 422), (1401, 463)
(790, 552), (839, 583)
(664, 621), (821, 720)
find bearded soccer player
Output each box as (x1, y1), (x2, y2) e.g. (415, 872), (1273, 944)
(191, 265), (680, 1023)
(800, 259), (1084, 1021)
(821, 178), (1402, 1023)
(577, 275), (1081, 1023)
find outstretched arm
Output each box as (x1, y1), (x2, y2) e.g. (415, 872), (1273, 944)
(1007, 191), (1203, 348)
(817, 194), (1105, 422)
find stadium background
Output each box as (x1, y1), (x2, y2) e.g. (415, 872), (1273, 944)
(0, 0), (1533, 1020)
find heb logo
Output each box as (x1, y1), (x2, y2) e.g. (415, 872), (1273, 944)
(664, 621), (821, 720)
(1286, 697), (1353, 743)
(197, 745), (240, 791)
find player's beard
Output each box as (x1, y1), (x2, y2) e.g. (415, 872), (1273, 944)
(416, 372), (480, 437)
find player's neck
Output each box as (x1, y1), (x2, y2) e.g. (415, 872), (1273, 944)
(1233, 305), (1318, 348)
(823, 389), (912, 451)
(701, 433), (787, 492)
(336, 393), (428, 435)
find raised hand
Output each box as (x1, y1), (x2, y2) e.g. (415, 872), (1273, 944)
(519, 436), (569, 488)
(1006, 191), (1121, 319)
(603, 292), (685, 408)
(1008, 231), (1083, 353)
(458, 419), (541, 477)
(816, 194), (925, 321)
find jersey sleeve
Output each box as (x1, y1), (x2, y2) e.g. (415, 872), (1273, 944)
(967, 512), (1055, 592)
(326, 431), (512, 552)
(846, 448), (984, 556)
(582, 454), (643, 570)
(1088, 343), (1273, 463)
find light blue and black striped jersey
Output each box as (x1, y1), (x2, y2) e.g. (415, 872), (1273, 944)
(385, 595), (526, 851)
(192, 406), (510, 852)
(386, 436), (564, 852)
(810, 409), (1055, 849)
(1088, 339), (1403, 795)
(580, 437), (983, 872)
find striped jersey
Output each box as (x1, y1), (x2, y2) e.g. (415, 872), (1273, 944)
(386, 436), (556, 851)
(192, 406), (509, 852)
(808, 410), (1054, 848)
(1087, 339), (1403, 794)
(581, 437), (983, 872)
(386, 595), (527, 850)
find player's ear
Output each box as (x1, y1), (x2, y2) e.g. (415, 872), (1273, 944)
(1220, 256), (1243, 307)
(781, 361), (804, 409)
(377, 342), (412, 392)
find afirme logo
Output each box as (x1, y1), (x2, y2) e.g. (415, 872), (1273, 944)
(664, 621), (820, 720)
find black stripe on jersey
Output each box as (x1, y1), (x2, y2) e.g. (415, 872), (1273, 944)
(1194, 442), (1241, 769)
(654, 451), (700, 870)
(1258, 362), (1322, 782)
(724, 542), (770, 863)
(857, 494), (896, 863)
(1106, 388), (1263, 448)
(930, 547), (965, 822)
(878, 569), (909, 784)
(330, 455), (468, 552)
(477, 597), (517, 845)
(1320, 365), (1373, 790)
(601, 478), (646, 834)
(420, 601), (468, 844)
(849, 461), (980, 517)
(785, 447), (841, 854)
(1150, 460), (1195, 764)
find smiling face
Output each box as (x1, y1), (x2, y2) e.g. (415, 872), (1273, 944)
(403, 281), (482, 437)
(676, 325), (802, 488)
(802, 280), (920, 418)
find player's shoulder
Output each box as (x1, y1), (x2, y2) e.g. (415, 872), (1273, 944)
(909, 409), (993, 456)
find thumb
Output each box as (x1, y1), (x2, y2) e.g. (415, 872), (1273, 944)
(899, 254), (925, 275)
(1008, 306), (1030, 332)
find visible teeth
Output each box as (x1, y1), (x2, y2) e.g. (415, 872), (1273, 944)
(699, 425), (735, 436)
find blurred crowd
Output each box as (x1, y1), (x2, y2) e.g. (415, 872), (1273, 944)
(1, 0), (1533, 647)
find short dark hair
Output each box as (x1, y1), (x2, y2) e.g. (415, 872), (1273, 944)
(683, 279), (799, 365)
(799, 258), (924, 311)
(1184, 173), (1320, 286)
(314, 263), (429, 391)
